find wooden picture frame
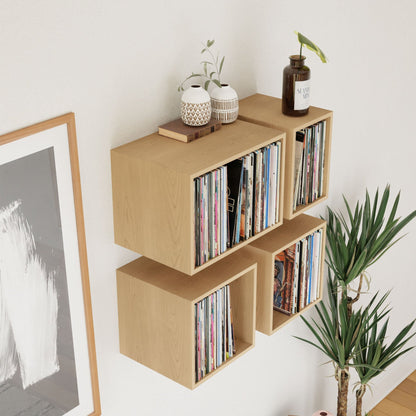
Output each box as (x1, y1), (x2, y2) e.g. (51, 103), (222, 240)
(0, 114), (100, 416)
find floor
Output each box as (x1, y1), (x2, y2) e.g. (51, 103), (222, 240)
(371, 370), (416, 416)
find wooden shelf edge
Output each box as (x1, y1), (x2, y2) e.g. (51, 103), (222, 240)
(118, 341), (255, 390)
(117, 253), (257, 302)
(118, 350), (194, 390)
(249, 214), (326, 255)
(285, 195), (328, 220)
(238, 94), (333, 132)
(111, 119), (285, 177)
(192, 339), (254, 389)
(271, 297), (323, 334)
(191, 219), (283, 275)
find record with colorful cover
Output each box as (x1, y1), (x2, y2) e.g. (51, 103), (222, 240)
(273, 252), (286, 312)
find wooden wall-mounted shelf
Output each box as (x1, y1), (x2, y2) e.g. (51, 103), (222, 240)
(240, 214), (326, 335)
(117, 251), (257, 389)
(112, 96), (333, 388)
(238, 94), (333, 220)
(112, 119), (285, 275)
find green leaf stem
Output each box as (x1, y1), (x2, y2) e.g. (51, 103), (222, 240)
(295, 31), (327, 63)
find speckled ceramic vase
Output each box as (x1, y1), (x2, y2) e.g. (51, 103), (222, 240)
(210, 83), (239, 124)
(181, 85), (211, 126)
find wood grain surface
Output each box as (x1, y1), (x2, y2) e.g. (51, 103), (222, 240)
(116, 251), (257, 389)
(112, 118), (286, 275)
(371, 370), (416, 415)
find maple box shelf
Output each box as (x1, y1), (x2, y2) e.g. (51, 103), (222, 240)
(111, 99), (334, 387)
(240, 214), (326, 335)
(116, 251), (257, 389)
(111, 119), (285, 276)
(238, 93), (333, 220)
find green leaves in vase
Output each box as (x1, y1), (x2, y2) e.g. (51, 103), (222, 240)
(178, 39), (225, 92)
(295, 31), (327, 63)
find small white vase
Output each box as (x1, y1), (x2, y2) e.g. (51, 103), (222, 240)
(210, 83), (239, 124)
(181, 85), (211, 126)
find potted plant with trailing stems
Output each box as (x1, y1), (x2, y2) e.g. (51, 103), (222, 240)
(297, 185), (416, 416)
(179, 40), (239, 125)
(282, 31), (327, 117)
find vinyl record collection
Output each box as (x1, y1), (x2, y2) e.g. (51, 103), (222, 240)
(273, 229), (323, 315)
(195, 285), (235, 382)
(293, 121), (326, 210)
(195, 141), (281, 266)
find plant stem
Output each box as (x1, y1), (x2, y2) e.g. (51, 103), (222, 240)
(355, 385), (366, 416)
(205, 45), (221, 83)
(337, 368), (350, 416)
(347, 274), (364, 319)
(300, 42), (303, 59)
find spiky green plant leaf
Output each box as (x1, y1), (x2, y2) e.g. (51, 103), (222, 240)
(297, 276), (396, 374)
(354, 306), (415, 386)
(325, 185), (416, 286)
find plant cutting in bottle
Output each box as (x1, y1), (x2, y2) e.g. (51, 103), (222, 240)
(282, 31), (327, 116)
(295, 31), (327, 62)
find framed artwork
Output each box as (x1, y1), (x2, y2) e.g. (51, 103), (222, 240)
(0, 114), (100, 416)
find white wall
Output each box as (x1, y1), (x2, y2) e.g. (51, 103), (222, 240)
(1, 1), (416, 415)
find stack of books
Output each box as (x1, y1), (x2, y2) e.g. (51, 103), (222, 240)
(195, 285), (235, 382)
(195, 141), (282, 266)
(158, 118), (222, 143)
(293, 121), (326, 210)
(273, 229), (323, 315)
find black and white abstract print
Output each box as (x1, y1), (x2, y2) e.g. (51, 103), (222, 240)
(0, 148), (79, 416)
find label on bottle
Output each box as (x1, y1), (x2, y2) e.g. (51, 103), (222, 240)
(294, 80), (311, 110)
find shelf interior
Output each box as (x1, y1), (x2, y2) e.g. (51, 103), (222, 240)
(193, 338), (252, 388)
(229, 269), (256, 345)
(271, 298), (322, 333)
(193, 267), (256, 387)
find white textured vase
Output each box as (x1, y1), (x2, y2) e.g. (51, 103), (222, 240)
(181, 85), (211, 126)
(210, 83), (239, 124)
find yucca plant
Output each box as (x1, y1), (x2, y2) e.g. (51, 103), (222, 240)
(354, 311), (415, 416)
(298, 185), (416, 416)
(325, 185), (416, 315)
(297, 275), (390, 416)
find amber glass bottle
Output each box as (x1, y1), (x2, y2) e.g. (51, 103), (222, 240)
(282, 55), (311, 117)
